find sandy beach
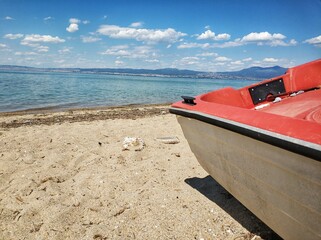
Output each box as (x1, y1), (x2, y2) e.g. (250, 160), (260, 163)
(0, 104), (279, 240)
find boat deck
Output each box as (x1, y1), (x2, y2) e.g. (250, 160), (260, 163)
(257, 89), (321, 123)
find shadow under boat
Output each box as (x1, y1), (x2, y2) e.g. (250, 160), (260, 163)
(185, 175), (282, 240)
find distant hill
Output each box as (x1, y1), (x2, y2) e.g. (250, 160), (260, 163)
(217, 66), (288, 79)
(0, 65), (287, 79)
(77, 67), (204, 76)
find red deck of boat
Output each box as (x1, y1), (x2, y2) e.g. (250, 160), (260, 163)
(260, 89), (321, 123)
(171, 59), (321, 146)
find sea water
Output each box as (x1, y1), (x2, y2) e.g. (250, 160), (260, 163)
(0, 70), (258, 112)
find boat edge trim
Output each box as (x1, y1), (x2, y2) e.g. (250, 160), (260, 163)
(169, 107), (321, 162)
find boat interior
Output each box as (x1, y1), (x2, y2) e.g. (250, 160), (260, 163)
(172, 59), (321, 146)
(199, 59), (321, 124)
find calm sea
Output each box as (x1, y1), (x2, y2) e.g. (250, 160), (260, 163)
(0, 71), (258, 112)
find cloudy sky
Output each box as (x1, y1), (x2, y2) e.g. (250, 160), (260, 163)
(0, 0), (320, 71)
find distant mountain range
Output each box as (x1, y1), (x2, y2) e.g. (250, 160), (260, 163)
(0, 65), (287, 80)
(217, 66), (287, 79)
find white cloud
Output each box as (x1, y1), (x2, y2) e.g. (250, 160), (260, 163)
(211, 32), (296, 48)
(196, 52), (218, 57)
(231, 60), (243, 65)
(15, 51), (38, 56)
(130, 22), (144, 28)
(21, 34), (65, 44)
(215, 56), (231, 62)
(100, 45), (129, 56)
(172, 56), (222, 70)
(240, 31), (296, 47)
(242, 32), (286, 42)
(214, 62), (227, 66)
(304, 35), (321, 47)
(69, 18), (81, 24)
(44, 16), (54, 21)
(179, 57), (200, 65)
(213, 39), (244, 48)
(131, 45), (156, 58)
(97, 25), (186, 43)
(66, 23), (79, 33)
(66, 18), (82, 33)
(263, 57), (279, 63)
(289, 39), (297, 45)
(100, 45), (156, 59)
(269, 39), (297, 47)
(4, 16), (14, 20)
(177, 42), (210, 49)
(54, 59), (66, 64)
(81, 36), (102, 43)
(4, 33), (24, 40)
(0, 43), (7, 48)
(197, 30), (215, 40)
(101, 45), (130, 56)
(115, 60), (124, 66)
(145, 59), (159, 63)
(36, 45), (49, 52)
(66, 18), (89, 33)
(59, 47), (72, 54)
(20, 41), (39, 47)
(197, 30), (230, 41)
(242, 57), (252, 62)
(178, 31), (296, 49)
(251, 58), (293, 68)
(19, 34), (61, 55)
(215, 33), (231, 41)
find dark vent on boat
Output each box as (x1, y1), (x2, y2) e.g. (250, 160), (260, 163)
(181, 96), (196, 105)
(249, 79), (286, 105)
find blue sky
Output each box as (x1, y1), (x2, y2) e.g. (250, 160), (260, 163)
(0, 0), (320, 71)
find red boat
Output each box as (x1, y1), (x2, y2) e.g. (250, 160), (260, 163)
(170, 59), (321, 240)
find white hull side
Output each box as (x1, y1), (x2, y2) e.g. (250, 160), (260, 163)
(177, 116), (321, 240)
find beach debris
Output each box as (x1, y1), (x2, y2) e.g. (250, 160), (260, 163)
(30, 221), (43, 233)
(156, 136), (180, 144)
(171, 152), (181, 157)
(122, 137), (145, 151)
(72, 201), (80, 207)
(113, 205), (130, 217)
(15, 195), (24, 203)
(21, 152), (36, 164)
(93, 234), (106, 240)
(117, 155), (126, 165)
(251, 236), (260, 240)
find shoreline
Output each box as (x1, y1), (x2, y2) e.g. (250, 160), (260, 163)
(0, 103), (171, 129)
(0, 102), (173, 116)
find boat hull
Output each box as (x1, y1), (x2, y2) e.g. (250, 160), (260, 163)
(176, 114), (321, 240)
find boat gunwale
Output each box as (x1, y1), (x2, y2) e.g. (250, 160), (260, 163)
(170, 107), (321, 162)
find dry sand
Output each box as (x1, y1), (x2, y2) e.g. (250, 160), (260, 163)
(0, 105), (280, 240)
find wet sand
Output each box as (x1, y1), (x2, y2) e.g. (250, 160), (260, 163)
(0, 104), (279, 239)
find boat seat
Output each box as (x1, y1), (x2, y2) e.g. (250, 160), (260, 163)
(200, 87), (246, 108)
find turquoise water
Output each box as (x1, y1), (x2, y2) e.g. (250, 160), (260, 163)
(0, 71), (258, 112)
